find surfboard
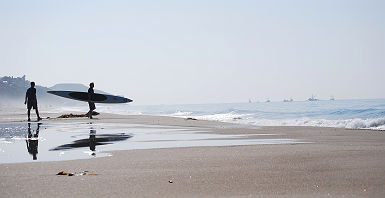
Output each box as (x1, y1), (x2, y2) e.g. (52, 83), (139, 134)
(47, 91), (133, 104)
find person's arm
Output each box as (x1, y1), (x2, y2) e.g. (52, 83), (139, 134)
(24, 90), (28, 104)
(88, 89), (91, 101)
(34, 88), (37, 102)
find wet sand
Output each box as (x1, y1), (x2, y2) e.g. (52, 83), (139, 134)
(1, 113), (385, 197)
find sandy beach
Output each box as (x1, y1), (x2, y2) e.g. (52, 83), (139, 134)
(2, 0), (384, 197)
(1, 113), (385, 198)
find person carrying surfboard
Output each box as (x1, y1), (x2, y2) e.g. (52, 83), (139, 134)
(25, 82), (42, 122)
(87, 82), (96, 119)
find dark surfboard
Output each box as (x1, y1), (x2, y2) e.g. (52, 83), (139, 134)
(47, 91), (133, 103)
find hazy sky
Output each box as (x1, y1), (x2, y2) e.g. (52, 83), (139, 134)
(1, 0), (384, 105)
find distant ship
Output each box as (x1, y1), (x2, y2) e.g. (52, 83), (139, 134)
(308, 95), (319, 101)
(266, 99), (271, 103)
(330, 96), (335, 101)
(283, 98), (293, 102)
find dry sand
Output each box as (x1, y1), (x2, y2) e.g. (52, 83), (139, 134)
(1, 113), (385, 198)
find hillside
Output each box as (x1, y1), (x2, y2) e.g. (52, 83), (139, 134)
(49, 83), (109, 94)
(0, 76), (109, 104)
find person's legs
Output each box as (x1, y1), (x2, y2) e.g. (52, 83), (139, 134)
(32, 102), (41, 121)
(35, 107), (41, 120)
(27, 109), (31, 121)
(27, 102), (32, 121)
(87, 109), (93, 119)
(88, 102), (95, 119)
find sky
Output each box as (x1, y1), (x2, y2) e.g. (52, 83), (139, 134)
(1, 0), (384, 105)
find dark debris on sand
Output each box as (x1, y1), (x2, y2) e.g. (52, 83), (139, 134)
(58, 112), (100, 118)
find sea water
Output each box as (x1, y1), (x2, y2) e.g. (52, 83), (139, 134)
(52, 99), (385, 130)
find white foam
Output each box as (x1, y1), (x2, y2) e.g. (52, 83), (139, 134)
(173, 112), (385, 130)
(236, 117), (385, 130)
(170, 111), (193, 116)
(193, 112), (250, 122)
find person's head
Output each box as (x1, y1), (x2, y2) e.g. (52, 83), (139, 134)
(30, 82), (35, 88)
(90, 82), (94, 88)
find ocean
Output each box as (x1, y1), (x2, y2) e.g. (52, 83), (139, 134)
(54, 99), (385, 131)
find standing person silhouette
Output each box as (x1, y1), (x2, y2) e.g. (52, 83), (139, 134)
(25, 82), (42, 122)
(87, 82), (96, 119)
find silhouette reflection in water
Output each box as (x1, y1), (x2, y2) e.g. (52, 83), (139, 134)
(50, 128), (131, 154)
(26, 123), (41, 160)
(89, 129), (96, 155)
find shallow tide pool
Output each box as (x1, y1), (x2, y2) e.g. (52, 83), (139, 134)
(0, 122), (302, 164)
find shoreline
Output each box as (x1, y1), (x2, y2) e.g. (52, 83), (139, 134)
(1, 113), (385, 197)
(1, 111), (384, 131)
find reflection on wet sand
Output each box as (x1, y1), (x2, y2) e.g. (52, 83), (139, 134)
(1, 122), (304, 164)
(26, 123), (41, 160)
(50, 129), (131, 153)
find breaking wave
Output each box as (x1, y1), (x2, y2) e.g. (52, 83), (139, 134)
(43, 99), (385, 131)
(172, 111), (385, 130)
(242, 117), (385, 130)
(162, 99), (385, 131)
